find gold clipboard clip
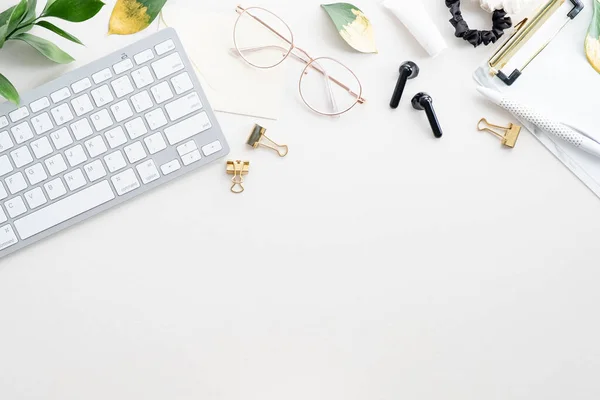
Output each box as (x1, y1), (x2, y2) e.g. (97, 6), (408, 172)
(488, 0), (584, 86)
(227, 160), (250, 194)
(478, 118), (521, 148)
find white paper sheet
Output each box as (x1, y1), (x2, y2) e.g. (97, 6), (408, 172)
(159, 5), (286, 120)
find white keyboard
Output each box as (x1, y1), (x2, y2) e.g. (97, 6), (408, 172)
(0, 28), (229, 258)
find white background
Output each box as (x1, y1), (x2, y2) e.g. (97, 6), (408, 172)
(1, 0), (600, 399)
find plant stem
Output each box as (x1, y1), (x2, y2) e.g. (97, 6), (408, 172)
(5, 17), (42, 40)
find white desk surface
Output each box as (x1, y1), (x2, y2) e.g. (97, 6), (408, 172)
(1, 0), (600, 399)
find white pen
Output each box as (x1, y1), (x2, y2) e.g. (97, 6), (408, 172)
(476, 86), (600, 158)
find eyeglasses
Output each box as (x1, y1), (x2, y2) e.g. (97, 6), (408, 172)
(232, 5), (366, 116)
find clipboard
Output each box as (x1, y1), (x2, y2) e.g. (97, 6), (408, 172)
(474, 0), (600, 199)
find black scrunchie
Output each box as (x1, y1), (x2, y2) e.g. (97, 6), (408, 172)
(445, 0), (512, 47)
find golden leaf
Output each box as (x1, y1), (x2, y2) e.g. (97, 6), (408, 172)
(108, 0), (151, 35)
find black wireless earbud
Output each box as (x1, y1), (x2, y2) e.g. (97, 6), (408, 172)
(390, 61), (419, 109)
(412, 92), (443, 139)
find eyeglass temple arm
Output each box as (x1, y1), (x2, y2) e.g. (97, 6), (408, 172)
(231, 45), (366, 104)
(236, 5), (293, 47)
(234, 5), (365, 104)
(230, 45), (310, 65)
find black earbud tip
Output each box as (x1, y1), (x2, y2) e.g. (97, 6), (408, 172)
(400, 61), (419, 79)
(411, 92), (429, 110)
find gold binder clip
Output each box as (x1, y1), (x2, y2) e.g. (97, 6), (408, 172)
(477, 118), (521, 148)
(227, 160), (250, 194)
(247, 124), (288, 157)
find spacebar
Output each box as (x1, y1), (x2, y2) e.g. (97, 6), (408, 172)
(15, 181), (115, 240)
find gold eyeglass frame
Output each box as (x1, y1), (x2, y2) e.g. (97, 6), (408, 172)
(233, 5), (366, 116)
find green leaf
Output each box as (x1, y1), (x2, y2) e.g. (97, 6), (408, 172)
(43, 0), (105, 22)
(0, 25), (9, 49)
(36, 21), (83, 44)
(0, 6), (16, 29)
(108, 0), (168, 35)
(0, 0), (29, 45)
(23, 0), (38, 24)
(13, 32), (75, 63)
(43, 0), (59, 13)
(0, 4), (18, 48)
(0, 73), (20, 104)
(321, 3), (377, 54)
(7, 0), (28, 30)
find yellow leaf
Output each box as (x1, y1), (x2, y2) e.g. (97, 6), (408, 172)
(108, 0), (151, 35)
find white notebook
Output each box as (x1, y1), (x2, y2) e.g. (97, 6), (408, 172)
(474, 0), (600, 198)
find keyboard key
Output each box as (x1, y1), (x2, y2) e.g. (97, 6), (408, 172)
(144, 108), (167, 130)
(15, 181), (115, 240)
(11, 122), (34, 144)
(0, 116), (8, 129)
(90, 110), (113, 131)
(50, 127), (73, 150)
(10, 146), (33, 168)
(160, 159), (181, 175)
(50, 104), (74, 126)
(0, 156), (13, 177)
(31, 137), (53, 159)
(0, 183), (8, 200)
(144, 132), (166, 154)
(70, 118), (94, 140)
(0, 131), (14, 152)
(181, 149), (202, 166)
(171, 72), (194, 95)
(111, 76), (134, 98)
(24, 163), (48, 185)
(104, 150), (127, 173)
(152, 52), (184, 80)
(124, 117), (147, 139)
(5, 197), (27, 218)
(84, 160), (106, 182)
(9, 107), (29, 123)
(50, 87), (71, 103)
(71, 77), (91, 94)
(110, 100), (133, 122)
(131, 90), (153, 113)
(136, 160), (159, 184)
(113, 58), (133, 74)
(124, 141), (146, 163)
(6, 172), (27, 194)
(105, 126), (127, 149)
(111, 168), (140, 196)
(0, 224), (18, 250)
(177, 140), (197, 157)
(132, 66), (154, 89)
(164, 112), (211, 145)
(65, 144), (87, 167)
(64, 169), (86, 191)
(92, 68), (113, 84)
(24, 187), (47, 209)
(91, 85), (114, 107)
(84, 135), (108, 158)
(165, 92), (202, 121)
(134, 49), (154, 64)
(71, 94), (94, 116)
(30, 97), (50, 113)
(155, 39), (175, 55)
(45, 154), (68, 176)
(0, 207), (6, 223)
(150, 81), (173, 104)
(202, 140), (223, 157)
(44, 178), (67, 200)
(32, 113), (53, 135)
